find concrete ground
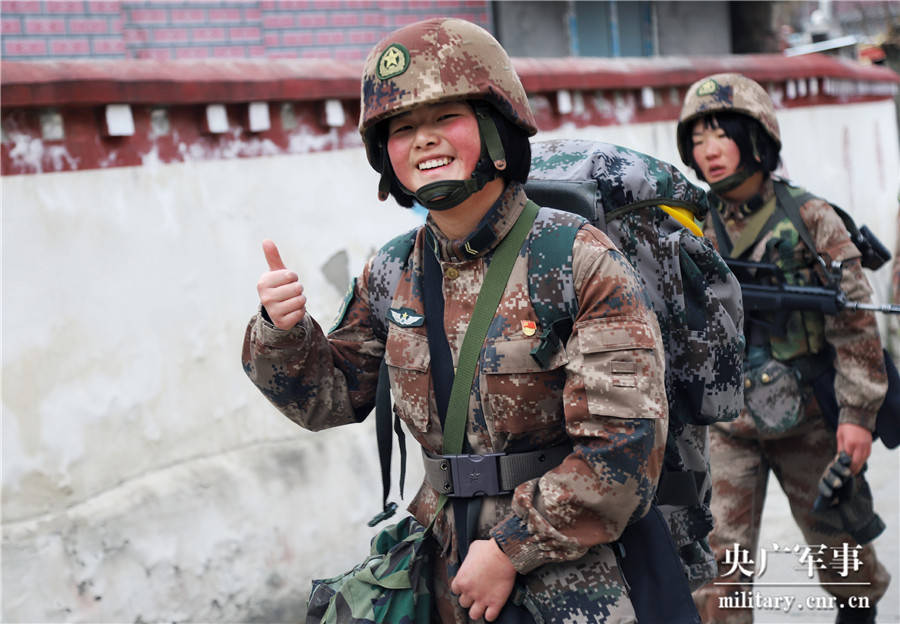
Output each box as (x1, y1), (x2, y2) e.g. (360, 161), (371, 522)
(753, 442), (899, 623)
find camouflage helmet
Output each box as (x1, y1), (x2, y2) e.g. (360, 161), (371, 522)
(676, 73), (781, 166)
(359, 17), (537, 173)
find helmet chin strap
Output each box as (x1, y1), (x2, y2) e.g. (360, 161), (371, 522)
(414, 174), (492, 211)
(708, 167), (756, 195)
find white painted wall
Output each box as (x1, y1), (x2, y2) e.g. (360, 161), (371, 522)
(1, 150), (424, 621)
(2, 99), (898, 622)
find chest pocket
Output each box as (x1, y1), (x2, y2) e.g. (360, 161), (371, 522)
(764, 231), (826, 361)
(481, 336), (569, 434)
(577, 317), (665, 420)
(384, 327), (432, 433)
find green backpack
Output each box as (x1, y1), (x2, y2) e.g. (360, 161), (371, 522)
(305, 516), (434, 624)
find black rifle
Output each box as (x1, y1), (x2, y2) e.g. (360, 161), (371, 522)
(726, 258), (900, 449)
(726, 258), (900, 337)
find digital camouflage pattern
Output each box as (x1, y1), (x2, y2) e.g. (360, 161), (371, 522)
(703, 176), (888, 434)
(693, 176), (891, 623)
(359, 17), (536, 169)
(527, 139), (745, 588)
(243, 182), (667, 622)
(676, 73), (781, 166)
(516, 543), (635, 623)
(742, 349), (805, 436)
(693, 422), (890, 624)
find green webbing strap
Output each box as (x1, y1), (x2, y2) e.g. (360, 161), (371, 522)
(429, 496), (448, 532)
(729, 195), (778, 259)
(706, 194), (781, 261)
(773, 180), (820, 260)
(441, 200), (539, 456)
(707, 204), (734, 258)
(772, 180), (844, 288)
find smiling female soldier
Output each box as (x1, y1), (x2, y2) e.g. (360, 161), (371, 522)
(243, 18), (673, 623)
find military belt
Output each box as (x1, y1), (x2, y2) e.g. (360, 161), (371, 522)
(422, 443), (571, 498)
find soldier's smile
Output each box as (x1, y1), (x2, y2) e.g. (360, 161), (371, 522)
(418, 156), (454, 171)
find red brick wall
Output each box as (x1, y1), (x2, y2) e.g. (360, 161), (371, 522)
(0, 0), (491, 61)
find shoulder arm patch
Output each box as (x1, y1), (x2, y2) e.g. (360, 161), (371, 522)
(329, 277), (357, 334)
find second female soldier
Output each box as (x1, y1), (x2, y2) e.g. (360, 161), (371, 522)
(677, 73), (891, 624)
(244, 17), (672, 623)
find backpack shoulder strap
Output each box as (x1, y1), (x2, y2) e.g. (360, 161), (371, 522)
(368, 227), (419, 342)
(773, 179), (820, 257)
(728, 196), (780, 260)
(527, 206), (587, 368)
(776, 178), (841, 234)
(775, 179), (890, 271)
(367, 226), (417, 526)
(706, 201), (734, 257)
(772, 180), (849, 287)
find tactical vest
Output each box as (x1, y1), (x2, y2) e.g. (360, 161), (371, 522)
(366, 140), (745, 590)
(751, 202), (827, 363)
(708, 179), (860, 369)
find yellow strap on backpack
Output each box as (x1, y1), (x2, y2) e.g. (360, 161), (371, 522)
(660, 204), (703, 237)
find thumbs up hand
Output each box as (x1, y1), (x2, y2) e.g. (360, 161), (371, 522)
(257, 239), (307, 330)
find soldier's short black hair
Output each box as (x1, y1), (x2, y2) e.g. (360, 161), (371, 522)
(379, 100), (532, 208)
(681, 112), (780, 181)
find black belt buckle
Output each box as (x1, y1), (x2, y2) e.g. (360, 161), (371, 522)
(447, 453), (509, 497)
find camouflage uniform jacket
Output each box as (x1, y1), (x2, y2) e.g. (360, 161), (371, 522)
(703, 176), (887, 433)
(243, 182), (668, 577)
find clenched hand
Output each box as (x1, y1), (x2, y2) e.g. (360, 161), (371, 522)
(450, 538), (517, 622)
(257, 239), (306, 330)
(836, 422), (872, 475)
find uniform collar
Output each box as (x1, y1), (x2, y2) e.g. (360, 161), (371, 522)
(715, 176), (775, 220)
(425, 182), (527, 262)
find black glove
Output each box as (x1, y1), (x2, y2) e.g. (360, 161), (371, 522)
(812, 452), (885, 545)
(813, 452), (854, 508)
